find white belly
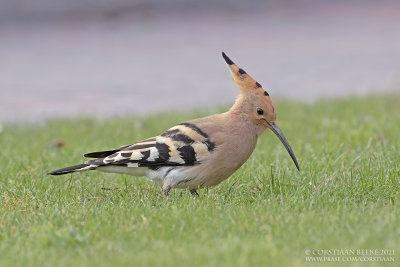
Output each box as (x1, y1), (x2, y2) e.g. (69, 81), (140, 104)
(97, 166), (148, 176)
(147, 166), (202, 189)
(96, 165), (195, 189)
(98, 164), (216, 190)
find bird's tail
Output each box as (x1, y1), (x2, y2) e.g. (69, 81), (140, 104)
(47, 163), (98, 176)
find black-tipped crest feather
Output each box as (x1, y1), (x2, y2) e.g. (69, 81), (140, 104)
(222, 52), (234, 65)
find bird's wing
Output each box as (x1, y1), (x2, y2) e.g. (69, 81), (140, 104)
(87, 122), (216, 168)
(83, 138), (154, 158)
(83, 147), (128, 158)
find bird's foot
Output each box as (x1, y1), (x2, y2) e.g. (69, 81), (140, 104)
(190, 189), (199, 197)
(163, 186), (171, 197)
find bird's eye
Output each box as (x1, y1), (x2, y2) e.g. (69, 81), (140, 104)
(257, 108), (264, 115)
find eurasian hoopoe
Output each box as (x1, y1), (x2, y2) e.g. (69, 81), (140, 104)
(48, 52), (299, 197)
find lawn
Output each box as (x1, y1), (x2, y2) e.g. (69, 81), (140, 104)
(0, 94), (399, 267)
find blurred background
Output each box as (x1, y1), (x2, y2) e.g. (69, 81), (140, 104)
(1, 0), (399, 122)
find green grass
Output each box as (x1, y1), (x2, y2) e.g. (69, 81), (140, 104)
(1, 94), (399, 267)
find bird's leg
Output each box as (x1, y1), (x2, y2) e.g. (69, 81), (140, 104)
(190, 189), (199, 197)
(163, 186), (171, 197)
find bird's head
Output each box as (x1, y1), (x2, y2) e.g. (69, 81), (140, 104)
(223, 52), (299, 171)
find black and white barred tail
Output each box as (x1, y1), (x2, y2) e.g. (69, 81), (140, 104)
(47, 163), (98, 175)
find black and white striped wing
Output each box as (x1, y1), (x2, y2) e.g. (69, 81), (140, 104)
(89, 123), (216, 168)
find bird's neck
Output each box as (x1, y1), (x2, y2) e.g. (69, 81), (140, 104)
(227, 94), (267, 137)
(229, 94), (249, 115)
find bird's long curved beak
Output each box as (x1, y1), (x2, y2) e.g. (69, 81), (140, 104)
(267, 122), (300, 171)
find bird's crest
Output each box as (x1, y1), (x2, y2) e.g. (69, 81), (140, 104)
(222, 52), (269, 96)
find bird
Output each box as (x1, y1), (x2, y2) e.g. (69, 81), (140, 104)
(48, 52), (299, 197)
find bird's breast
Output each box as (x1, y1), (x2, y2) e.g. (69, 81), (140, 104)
(170, 132), (258, 188)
